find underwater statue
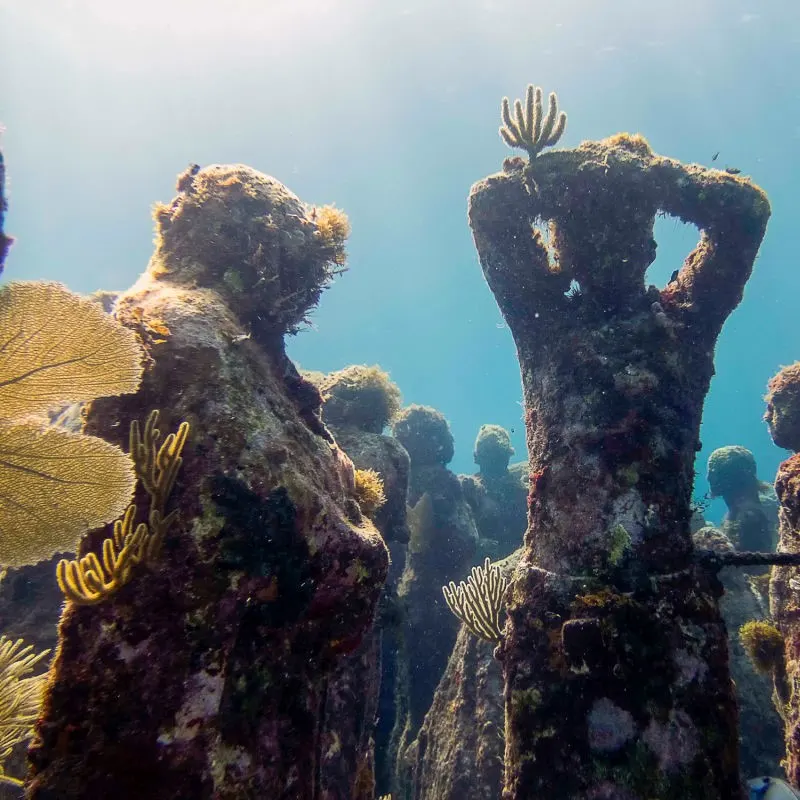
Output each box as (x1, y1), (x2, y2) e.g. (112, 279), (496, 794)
(468, 84), (771, 798)
(24, 164), (389, 799)
(390, 404), (479, 794)
(319, 365), (410, 549)
(765, 362), (800, 786)
(315, 364), (410, 799)
(707, 445), (779, 556)
(461, 424), (528, 560)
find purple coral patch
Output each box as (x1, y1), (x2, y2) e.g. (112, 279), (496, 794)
(587, 698), (635, 753)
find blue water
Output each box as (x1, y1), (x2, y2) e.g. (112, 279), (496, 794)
(3, 0), (799, 522)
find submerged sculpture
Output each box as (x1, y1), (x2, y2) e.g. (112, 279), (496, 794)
(765, 362), (800, 784)
(468, 84), (770, 798)
(26, 165), (388, 798)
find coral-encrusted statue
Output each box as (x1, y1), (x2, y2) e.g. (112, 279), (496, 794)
(27, 165), (388, 799)
(766, 362), (800, 785)
(468, 85), (770, 798)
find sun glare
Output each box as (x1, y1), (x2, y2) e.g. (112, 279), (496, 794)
(2, 0), (351, 66)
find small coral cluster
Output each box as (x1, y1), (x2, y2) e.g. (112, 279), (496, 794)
(56, 410), (189, 605)
(150, 164), (351, 336)
(354, 468), (387, 519)
(442, 557), (507, 643)
(0, 636), (50, 788)
(499, 84), (567, 161)
(739, 620), (784, 676)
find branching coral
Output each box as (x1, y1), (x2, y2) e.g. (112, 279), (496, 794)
(0, 636), (49, 788)
(499, 84), (567, 160)
(57, 410), (189, 605)
(442, 557), (508, 643)
(129, 409), (190, 522)
(0, 281), (142, 567)
(57, 504), (157, 605)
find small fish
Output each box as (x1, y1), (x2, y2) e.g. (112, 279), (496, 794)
(668, 269), (680, 285)
(725, 166), (742, 175)
(711, 151), (719, 162)
(231, 332), (251, 343)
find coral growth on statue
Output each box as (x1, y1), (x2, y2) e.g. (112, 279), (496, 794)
(26, 164), (388, 799)
(766, 362), (800, 785)
(469, 83), (770, 798)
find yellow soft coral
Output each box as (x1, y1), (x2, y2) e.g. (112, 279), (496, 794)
(739, 620), (785, 675)
(0, 635), (50, 789)
(57, 410), (190, 605)
(314, 205), (350, 266)
(353, 468), (386, 519)
(0, 281), (143, 567)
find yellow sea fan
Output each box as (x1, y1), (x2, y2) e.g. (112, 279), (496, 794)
(0, 281), (143, 420)
(0, 421), (136, 567)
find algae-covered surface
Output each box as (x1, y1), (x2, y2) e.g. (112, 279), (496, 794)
(3, 6), (800, 798)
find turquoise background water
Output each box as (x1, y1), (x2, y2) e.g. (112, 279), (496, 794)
(3, 0), (798, 523)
